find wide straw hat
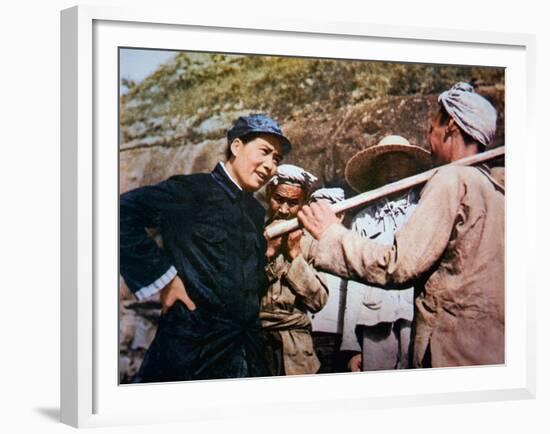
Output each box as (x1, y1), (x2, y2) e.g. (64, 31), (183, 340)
(344, 135), (432, 193)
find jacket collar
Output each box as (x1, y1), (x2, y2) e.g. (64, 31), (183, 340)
(211, 162), (244, 201)
(476, 164), (505, 194)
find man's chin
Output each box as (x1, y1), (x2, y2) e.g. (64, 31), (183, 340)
(242, 181), (261, 192)
(251, 177), (269, 190)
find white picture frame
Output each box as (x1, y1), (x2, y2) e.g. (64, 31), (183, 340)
(60, 4), (536, 428)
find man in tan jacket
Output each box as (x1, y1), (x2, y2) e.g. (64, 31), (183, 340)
(261, 164), (328, 375)
(341, 135), (431, 372)
(298, 83), (504, 368)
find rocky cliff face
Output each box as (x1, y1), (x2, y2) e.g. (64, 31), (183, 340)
(118, 52), (505, 382)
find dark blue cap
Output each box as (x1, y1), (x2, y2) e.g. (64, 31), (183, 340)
(227, 113), (292, 154)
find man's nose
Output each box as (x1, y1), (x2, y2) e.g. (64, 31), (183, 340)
(262, 156), (275, 173)
(280, 203), (290, 214)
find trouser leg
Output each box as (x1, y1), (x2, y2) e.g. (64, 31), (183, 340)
(361, 323), (399, 371)
(396, 319), (412, 369)
(312, 332), (343, 374)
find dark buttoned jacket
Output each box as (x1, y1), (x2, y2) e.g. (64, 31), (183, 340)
(120, 163), (269, 381)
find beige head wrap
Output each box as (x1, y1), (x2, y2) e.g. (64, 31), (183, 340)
(438, 82), (497, 147)
(268, 164), (318, 193)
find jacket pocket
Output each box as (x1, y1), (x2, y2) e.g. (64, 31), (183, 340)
(286, 329), (315, 356)
(191, 223), (231, 274)
(192, 223), (227, 244)
(362, 287), (384, 310)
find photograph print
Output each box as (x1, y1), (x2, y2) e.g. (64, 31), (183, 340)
(118, 48), (505, 384)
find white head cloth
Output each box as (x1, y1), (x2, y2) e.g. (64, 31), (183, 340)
(268, 164), (318, 192)
(310, 187), (345, 204)
(438, 82), (497, 147)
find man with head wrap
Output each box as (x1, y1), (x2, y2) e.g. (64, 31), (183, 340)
(298, 83), (505, 368)
(260, 165), (329, 375)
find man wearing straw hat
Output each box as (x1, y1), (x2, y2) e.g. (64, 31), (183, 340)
(341, 135), (431, 372)
(298, 83), (505, 368)
(260, 164), (329, 376)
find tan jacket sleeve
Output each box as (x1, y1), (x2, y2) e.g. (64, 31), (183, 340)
(265, 255), (285, 283)
(313, 167), (465, 287)
(285, 234), (329, 313)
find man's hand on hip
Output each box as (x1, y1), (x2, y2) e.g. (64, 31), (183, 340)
(160, 275), (196, 313)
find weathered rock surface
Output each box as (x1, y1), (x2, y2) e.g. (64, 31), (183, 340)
(120, 86), (504, 198)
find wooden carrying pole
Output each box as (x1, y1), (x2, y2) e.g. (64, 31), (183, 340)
(265, 146), (505, 240)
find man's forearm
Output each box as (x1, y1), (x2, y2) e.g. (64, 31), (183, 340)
(285, 254), (328, 312)
(311, 224), (408, 287)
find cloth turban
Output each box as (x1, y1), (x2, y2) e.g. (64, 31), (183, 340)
(268, 164), (318, 193)
(438, 82), (497, 147)
(309, 187), (345, 204)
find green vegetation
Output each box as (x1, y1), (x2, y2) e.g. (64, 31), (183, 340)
(121, 52), (504, 131)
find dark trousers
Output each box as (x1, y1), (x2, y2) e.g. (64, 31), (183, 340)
(312, 332), (345, 374)
(264, 330), (285, 376)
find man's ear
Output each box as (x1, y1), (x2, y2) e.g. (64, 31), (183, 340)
(446, 118), (461, 135)
(229, 138), (243, 159)
(443, 118), (460, 141)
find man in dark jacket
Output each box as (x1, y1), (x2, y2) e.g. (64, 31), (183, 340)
(120, 114), (292, 382)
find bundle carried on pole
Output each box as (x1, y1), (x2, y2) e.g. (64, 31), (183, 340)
(265, 146), (505, 240)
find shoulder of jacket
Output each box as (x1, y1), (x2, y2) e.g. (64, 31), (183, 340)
(435, 164), (492, 179)
(443, 165), (500, 188)
(162, 173), (214, 202)
(428, 164), (505, 199)
(432, 164), (465, 178)
(168, 172), (214, 190)
(167, 172), (211, 185)
(427, 165), (474, 190)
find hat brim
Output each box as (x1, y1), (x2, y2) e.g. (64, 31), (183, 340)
(241, 130), (292, 155)
(345, 144), (432, 193)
